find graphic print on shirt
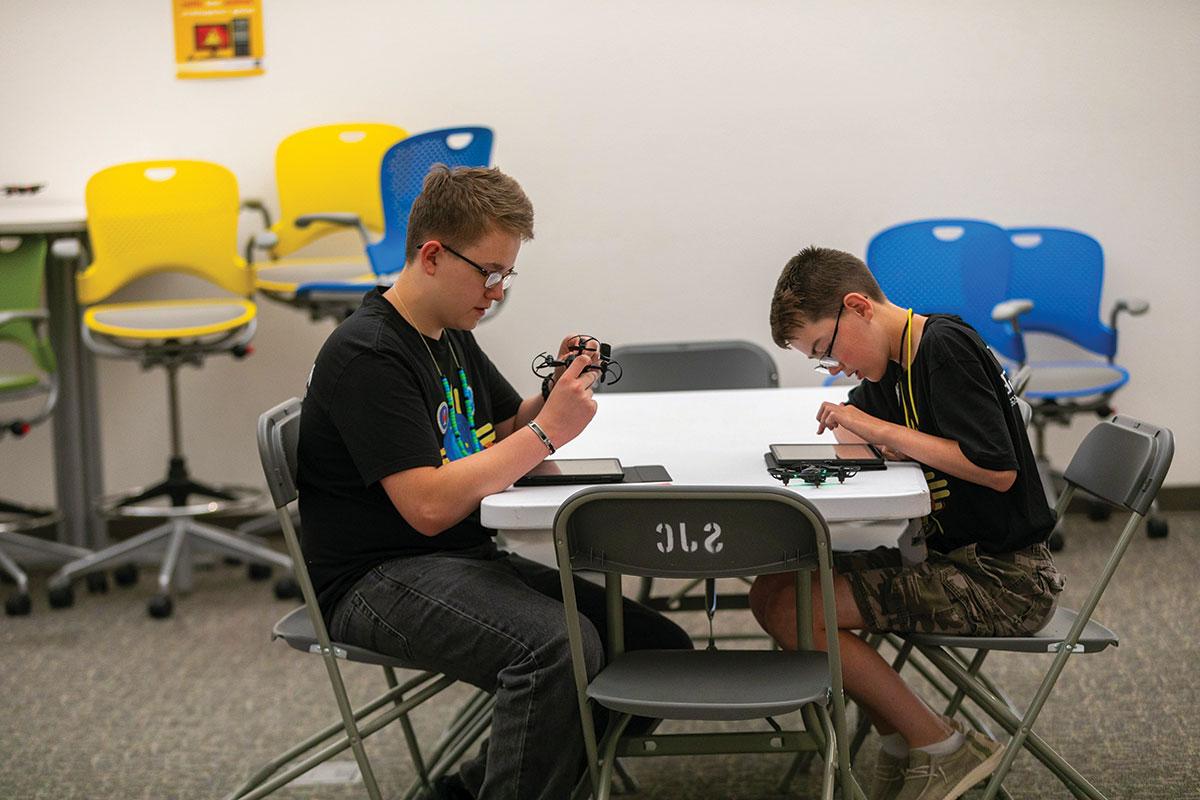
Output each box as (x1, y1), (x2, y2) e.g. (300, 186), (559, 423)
(436, 384), (496, 463)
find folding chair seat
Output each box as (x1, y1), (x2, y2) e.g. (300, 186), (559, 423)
(0, 234), (92, 615)
(554, 484), (859, 800)
(1003, 227), (1162, 544)
(897, 414), (1173, 800)
(224, 398), (493, 800)
(46, 161), (289, 618)
(591, 339), (780, 615)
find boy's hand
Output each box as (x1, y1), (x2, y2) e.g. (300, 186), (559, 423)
(552, 334), (601, 385)
(816, 401), (887, 441)
(535, 353), (598, 447)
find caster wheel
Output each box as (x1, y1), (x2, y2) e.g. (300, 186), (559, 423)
(148, 595), (174, 619)
(1086, 501), (1111, 522)
(248, 563), (273, 581)
(1147, 516), (1169, 539)
(114, 564), (139, 586)
(85, 572), (109, 594)
(5, 592), (32, 616)
(48, 583), (75, 609)
(1048, 530), (1065, 552)
(273, 577), (301, 600)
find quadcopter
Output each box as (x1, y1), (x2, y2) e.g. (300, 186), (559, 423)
(531, 335), (623, 389)
(768, 463), (860, 488)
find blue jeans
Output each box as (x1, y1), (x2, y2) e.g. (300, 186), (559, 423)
(328, 541), (692, 800)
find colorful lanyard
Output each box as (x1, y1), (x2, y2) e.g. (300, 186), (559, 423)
(394, 293), (483, 460)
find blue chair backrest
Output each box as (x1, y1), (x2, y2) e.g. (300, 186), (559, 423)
(366, 127), (495, 276)
(866, 219), (1023, 362)
(1006, 227), (1115, 358)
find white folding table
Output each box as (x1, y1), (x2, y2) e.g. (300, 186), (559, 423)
(481, 386), (930, 535)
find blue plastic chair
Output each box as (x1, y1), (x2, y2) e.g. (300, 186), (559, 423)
(366, 126), (495, 276)
(1004, 227), (1160, 539)
(866, 219), (1024, 362)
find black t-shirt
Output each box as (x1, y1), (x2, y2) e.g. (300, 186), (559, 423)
(298, 288), (524, 612)
(847, 315), (1055, 554)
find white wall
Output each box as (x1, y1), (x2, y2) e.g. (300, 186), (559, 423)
(2, 1), (1197, 506)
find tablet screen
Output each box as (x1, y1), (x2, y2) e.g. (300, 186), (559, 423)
(769, 443), (883, 465)
(515, 458), (625, 486)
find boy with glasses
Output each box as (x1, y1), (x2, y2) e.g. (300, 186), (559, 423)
(748, 246), (1062, 800)
(298, 165), (691, 800)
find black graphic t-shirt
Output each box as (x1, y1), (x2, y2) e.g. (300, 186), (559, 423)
(847, 315), (1055, 554)
(298, 288), (523, 613)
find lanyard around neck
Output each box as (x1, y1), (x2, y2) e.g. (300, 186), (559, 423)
(899, 308), (920, 430)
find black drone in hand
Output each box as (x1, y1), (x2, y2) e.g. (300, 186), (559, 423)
(769, 463), (860, 488)
(531, 336), (623, 389)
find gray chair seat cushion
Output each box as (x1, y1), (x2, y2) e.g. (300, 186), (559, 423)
(1025, 361), (1128, 398)
(587, 649), (831, 721)
(254, 258), (373, 288)
(87, 300), (253, 338)
(904, 606), (1117, 654)
(272, 606), (418, 668)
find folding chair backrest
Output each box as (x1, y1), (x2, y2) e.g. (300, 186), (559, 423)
(270, 122), (409, 258)
(601, 340), (779, 393)
(554, 485), (826, 579)
(1007, 227), (1115, 358)
(1061, 415), (1173, 517)
(365, 127), (495, 276)
(256, 397), (303, 510)
(0, 234), (54, 373)
(867, 219), (1023, 362)
(79, 160), (252, 304)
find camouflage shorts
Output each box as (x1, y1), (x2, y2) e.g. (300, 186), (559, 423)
(833, 542), (1065, 637)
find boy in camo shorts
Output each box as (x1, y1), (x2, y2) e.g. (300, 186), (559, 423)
(748, 246), (1063, 800)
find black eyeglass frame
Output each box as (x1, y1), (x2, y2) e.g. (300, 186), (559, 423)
(437, 242), (518, 290)
(812, 304), (845, 375)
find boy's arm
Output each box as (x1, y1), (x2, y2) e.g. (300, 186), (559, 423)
(381, 356), (597, 535)
(493, 334), (601, 439)
(816, 402), (1016, 492)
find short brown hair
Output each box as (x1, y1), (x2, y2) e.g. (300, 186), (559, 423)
(405, 165), (534, 261)
(769, 246), (886, 348)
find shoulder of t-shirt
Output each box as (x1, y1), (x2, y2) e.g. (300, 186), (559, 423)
(922, 315), (991, 368)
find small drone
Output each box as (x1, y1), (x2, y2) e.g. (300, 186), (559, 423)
(769, 463), (860, 488)
(531, 335), (623, 387)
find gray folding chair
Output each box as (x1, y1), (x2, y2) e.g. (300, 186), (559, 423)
(599, 339), (779, 394)
(554, 485), (860, 800)
(225, 398), (493, 800)
(893, 415), (1173, 800)
(595, 340), (779, 614)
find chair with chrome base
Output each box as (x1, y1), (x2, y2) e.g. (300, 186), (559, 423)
(244, 123), (409, 322)
(896, 414), (1172, 800)
(1004, 227), (1161, 545)
(0, 234), (93, 615)
(555, 485), (858, 800)
(46, 161), (290, 618)
(223, 397), (493, 800)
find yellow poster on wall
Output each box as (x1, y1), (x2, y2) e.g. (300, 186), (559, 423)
(173, 0), (264, 79)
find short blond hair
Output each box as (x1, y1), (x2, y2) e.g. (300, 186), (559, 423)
(405, 165), (534, 261)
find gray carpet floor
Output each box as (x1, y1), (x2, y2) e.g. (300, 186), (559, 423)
(2, 511), (1198, 799)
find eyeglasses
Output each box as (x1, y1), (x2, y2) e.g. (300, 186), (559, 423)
(812, 304), (844, 375)
(440, 243), (517, 290)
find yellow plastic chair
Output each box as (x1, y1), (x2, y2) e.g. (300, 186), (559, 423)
(47, 160), (291, 619)
(244, 123), (408, 321)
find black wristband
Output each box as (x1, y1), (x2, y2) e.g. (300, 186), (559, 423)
(541, 374), (554, 401)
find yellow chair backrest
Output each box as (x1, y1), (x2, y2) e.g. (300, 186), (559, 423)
(79, 160), (251, 305)
(270, 122), (409, 257)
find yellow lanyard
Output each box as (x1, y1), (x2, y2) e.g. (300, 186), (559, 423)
(899, 308), (920, 430)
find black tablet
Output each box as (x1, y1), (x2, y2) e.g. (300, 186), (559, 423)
(768, 443), (885, 469)
(514, 458), (625, 486)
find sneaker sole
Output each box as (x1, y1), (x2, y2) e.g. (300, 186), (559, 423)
(943, 745), (1006, 800)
